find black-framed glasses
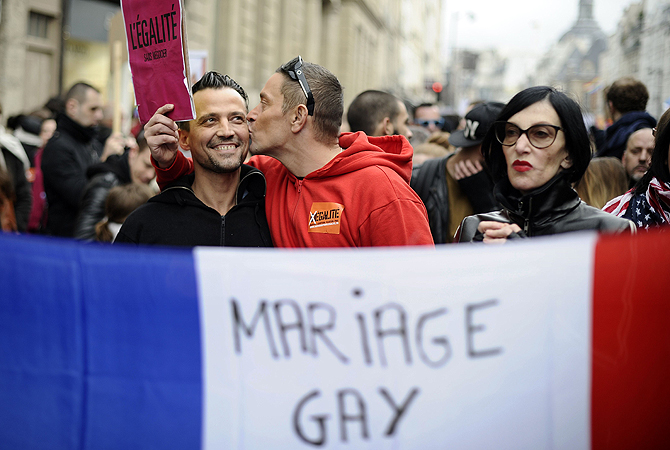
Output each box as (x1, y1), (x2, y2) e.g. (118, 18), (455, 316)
(494, 121), (562, 149)
(280, 55), (315, 116)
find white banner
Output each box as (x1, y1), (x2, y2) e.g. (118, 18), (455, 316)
(195, 233), (596, 449)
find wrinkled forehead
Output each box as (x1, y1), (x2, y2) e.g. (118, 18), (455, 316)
(627, 128), (654, 148)
(193, 87), (248, 114)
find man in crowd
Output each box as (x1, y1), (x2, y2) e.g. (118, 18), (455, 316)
(346, 90), (413, 140)
(41, 82), (126, 236)
(411, 102), (504, 243)
(413, 103), (444, 133)
(621, 127), (654, 189)
(74, 131), (156, 241)
(148, 57), (433, 247)
(597, 77), (656, 159)
(115, 72), (272, 247)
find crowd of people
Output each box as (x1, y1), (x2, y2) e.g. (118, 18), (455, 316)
(1, 59), (669, 247)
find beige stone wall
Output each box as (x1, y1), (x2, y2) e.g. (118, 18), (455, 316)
(0, 0), (441, 118)
(0, 0), (61, 117)
(180, 0), (441, 108)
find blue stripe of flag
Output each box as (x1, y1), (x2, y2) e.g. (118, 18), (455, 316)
(0, 235), (202, 450)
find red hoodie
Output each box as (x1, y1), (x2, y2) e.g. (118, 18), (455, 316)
(155, 132), (434, 247)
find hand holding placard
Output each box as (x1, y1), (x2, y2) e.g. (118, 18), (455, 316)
(144, 104), (180, 169)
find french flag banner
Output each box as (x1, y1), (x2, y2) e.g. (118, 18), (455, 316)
(0, 231), (668, 449)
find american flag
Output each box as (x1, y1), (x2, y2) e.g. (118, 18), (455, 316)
(603, 178), (670, 230)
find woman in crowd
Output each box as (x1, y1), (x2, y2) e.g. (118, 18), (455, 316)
(575, 157), (628, 210)
(604, 107), (670, 228)
(456, 86), (633, 243)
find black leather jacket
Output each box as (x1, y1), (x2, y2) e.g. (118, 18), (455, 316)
(411, 154), (498, 243)
(74, 153), (132, 241)
(456, 172), (635, 242)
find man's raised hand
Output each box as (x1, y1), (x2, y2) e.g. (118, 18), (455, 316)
(144, 104), (180, 169)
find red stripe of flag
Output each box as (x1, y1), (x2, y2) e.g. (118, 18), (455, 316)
(592, 229), (670, 448)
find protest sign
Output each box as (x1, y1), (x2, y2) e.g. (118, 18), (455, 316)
(195, 234), (594, 449)
(121, 0), (195, 123)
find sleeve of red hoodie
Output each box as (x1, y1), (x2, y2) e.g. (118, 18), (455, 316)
(357, 172), (435, 246)
(153, 152), (194, 191)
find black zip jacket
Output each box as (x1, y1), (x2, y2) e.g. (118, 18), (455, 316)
(456, 172), (635, 242)
(115, 165), (273, 247)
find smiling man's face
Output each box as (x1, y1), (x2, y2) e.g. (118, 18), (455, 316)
(179, 87), (250, 174)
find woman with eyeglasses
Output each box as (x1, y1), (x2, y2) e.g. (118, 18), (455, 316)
(456, 86), (634, 243)
(604, 107), (670, 229)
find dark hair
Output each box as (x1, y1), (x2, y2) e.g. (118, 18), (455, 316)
(634, 107), (670, 194)
(605, 77), (649, 114)
(179, 71), (248, 131)
(482, 86), (591, 185)
(65, 82), (99, 103)
(347, 90), (401, 135)
(276, 58), (343, 144)
(135, 129), (148, 153)
(0, 166), (17, 232)
(0, 166), (15, 203)
(95, 183), (154, 242)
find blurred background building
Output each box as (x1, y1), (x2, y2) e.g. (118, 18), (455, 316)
(0, 0), (443, 121)
(1, 0), (669, 124)
(532, 0), (607, 115)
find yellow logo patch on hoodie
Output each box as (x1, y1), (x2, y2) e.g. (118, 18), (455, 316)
(308, 202), (344, 234)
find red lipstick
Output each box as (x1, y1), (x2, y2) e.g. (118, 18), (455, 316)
(512, 160), (532, 172)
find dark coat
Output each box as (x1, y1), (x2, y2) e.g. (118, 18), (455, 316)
(411, 154), (498, 244)
(115, 165), (273, 247)
(597, 111), (657, 159)
(74, 153), (132, 241)
(456, 173), (634, 242)
(41, 114), (102, 237)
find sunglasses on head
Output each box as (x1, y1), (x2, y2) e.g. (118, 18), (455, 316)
(280, 55), (315, 116)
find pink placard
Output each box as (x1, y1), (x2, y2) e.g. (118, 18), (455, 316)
(121, 0), (195, 123)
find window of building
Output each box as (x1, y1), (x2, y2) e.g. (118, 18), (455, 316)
(28, 11), (51, 39)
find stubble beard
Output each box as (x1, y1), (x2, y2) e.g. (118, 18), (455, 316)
(197, 138), (247, 174)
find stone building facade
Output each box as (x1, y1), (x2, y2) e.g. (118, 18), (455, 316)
(0, 0), (443, 120)
(0, 0), (62, 117)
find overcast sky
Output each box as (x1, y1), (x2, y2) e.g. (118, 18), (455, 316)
(442, 0), (638, 55)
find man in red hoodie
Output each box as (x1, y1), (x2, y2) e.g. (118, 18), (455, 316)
(147, 57), (433, 247)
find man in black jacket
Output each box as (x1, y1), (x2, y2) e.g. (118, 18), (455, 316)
(411, 102), (504, 243)
(41, 82), (126, 237)
(73, 133), (155, 241)
(115, 72), (272, 247)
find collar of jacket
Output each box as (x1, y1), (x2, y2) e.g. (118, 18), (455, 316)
(157, 164), (267, 207)
(494, 171), (581, 229)
(56, 113), (98, 143)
